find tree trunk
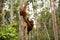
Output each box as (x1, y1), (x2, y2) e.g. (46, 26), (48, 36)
(10, 0), (13, 24)
(25, 26), (29, 40)
(58, 0), (60, 8)
(50, 0), (58, 40)
(33, 9), (39, 40)
(43, 22), (50, 40)
(36, 19), (39, 40)
(0, 0), (4, 24)
(19, 16), (24, 40)
(2, 8), (5, 23)
(19, 0), (24, 40)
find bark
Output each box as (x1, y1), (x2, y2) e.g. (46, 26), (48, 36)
(19, 0), (28, 40)
(50, 0), (58, 40)
(23, 0), (29, 40)
(19, 16), (24, 40)
(43, 22), (50, 40)
(33, 9), (39, 40)
(25, 26), (29, 40)
(36, 19), (39, 40)
(10, 0), (13, 24)
(19, 0), (24, 40)
(2, 8), (5, 23)
(0, 0), (4, 24)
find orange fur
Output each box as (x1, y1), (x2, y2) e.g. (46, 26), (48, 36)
(20, 5), (34, 34)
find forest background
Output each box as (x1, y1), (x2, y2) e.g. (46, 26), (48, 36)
(0, 0), (60, 40)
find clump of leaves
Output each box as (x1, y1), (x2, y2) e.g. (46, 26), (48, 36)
(0, 24), (18, 40)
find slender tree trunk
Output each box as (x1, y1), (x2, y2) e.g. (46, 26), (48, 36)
(19, 16), (24, 40)
(25, 26), (29, 40)
(19, 0), (24, 40)
(50, 0), (58, 40)
(10, 0), (13, 24)
(43, 22), (50, 40)
(34, 10), (39, 40)
(0, 0), (4, 24)
(36, 19), (39, 40)
(23, 0), (29, 40)
(2, 8), (5, 23)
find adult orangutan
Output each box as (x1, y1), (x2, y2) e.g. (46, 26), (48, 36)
(20, 5), (34, 35)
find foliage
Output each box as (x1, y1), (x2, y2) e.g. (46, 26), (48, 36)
(0, 24), (18, 40)
(0, 0), (60, 40)
(39, 8), (54, 40)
